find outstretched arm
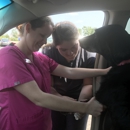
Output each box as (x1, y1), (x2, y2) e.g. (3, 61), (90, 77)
(14, 80), (103, 116)
(52, 65), (111, 79)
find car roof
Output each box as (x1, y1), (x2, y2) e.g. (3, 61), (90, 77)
(0, 0), (130, 35)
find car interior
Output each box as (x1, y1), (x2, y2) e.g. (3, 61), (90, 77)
(1, 0), (130, 130)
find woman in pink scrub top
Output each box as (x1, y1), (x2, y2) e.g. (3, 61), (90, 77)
(0, 16), (110, 130)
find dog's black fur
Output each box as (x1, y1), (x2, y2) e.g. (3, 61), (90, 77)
(80, 25), (130, 130)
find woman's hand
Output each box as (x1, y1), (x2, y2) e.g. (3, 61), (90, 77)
(85, 97), (103, 117)
(104, 66), (112, 75)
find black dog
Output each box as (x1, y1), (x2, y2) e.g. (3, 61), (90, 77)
(80, 25), (130, 130)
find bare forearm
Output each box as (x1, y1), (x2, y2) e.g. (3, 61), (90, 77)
(67, 68), (107, 79)
(36, 92), (86, 113)
(52, 65), (111, 79)
(15, 81), (103, 116)
(78, 85), (93, 101)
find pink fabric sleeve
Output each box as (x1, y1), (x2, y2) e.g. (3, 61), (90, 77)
(36, 52), (58, 73)
(0, 52), (34, 91)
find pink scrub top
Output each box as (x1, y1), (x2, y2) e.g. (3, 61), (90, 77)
(0, 46), (58, 130)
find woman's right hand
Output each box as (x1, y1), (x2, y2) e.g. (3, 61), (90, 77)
(85, 97), (103, 117)
(104, 66), (112, 75)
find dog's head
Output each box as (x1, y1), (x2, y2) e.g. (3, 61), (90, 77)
(80, 25), (130, 66)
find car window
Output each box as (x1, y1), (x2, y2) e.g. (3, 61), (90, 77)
(0, 28), (19, 49)
(0, 11), (104, 59)
(48, 11), (104, 43)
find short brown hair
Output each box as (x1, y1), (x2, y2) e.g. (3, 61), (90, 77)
(16, 16), (54, 36)
(52, 21), (79, 46)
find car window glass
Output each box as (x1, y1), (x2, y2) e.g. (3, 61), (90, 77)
(48, 11), (104, 43)
(0, 11), (104, 56)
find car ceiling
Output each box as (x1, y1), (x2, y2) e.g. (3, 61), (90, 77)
(0, 0), (130, 35)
